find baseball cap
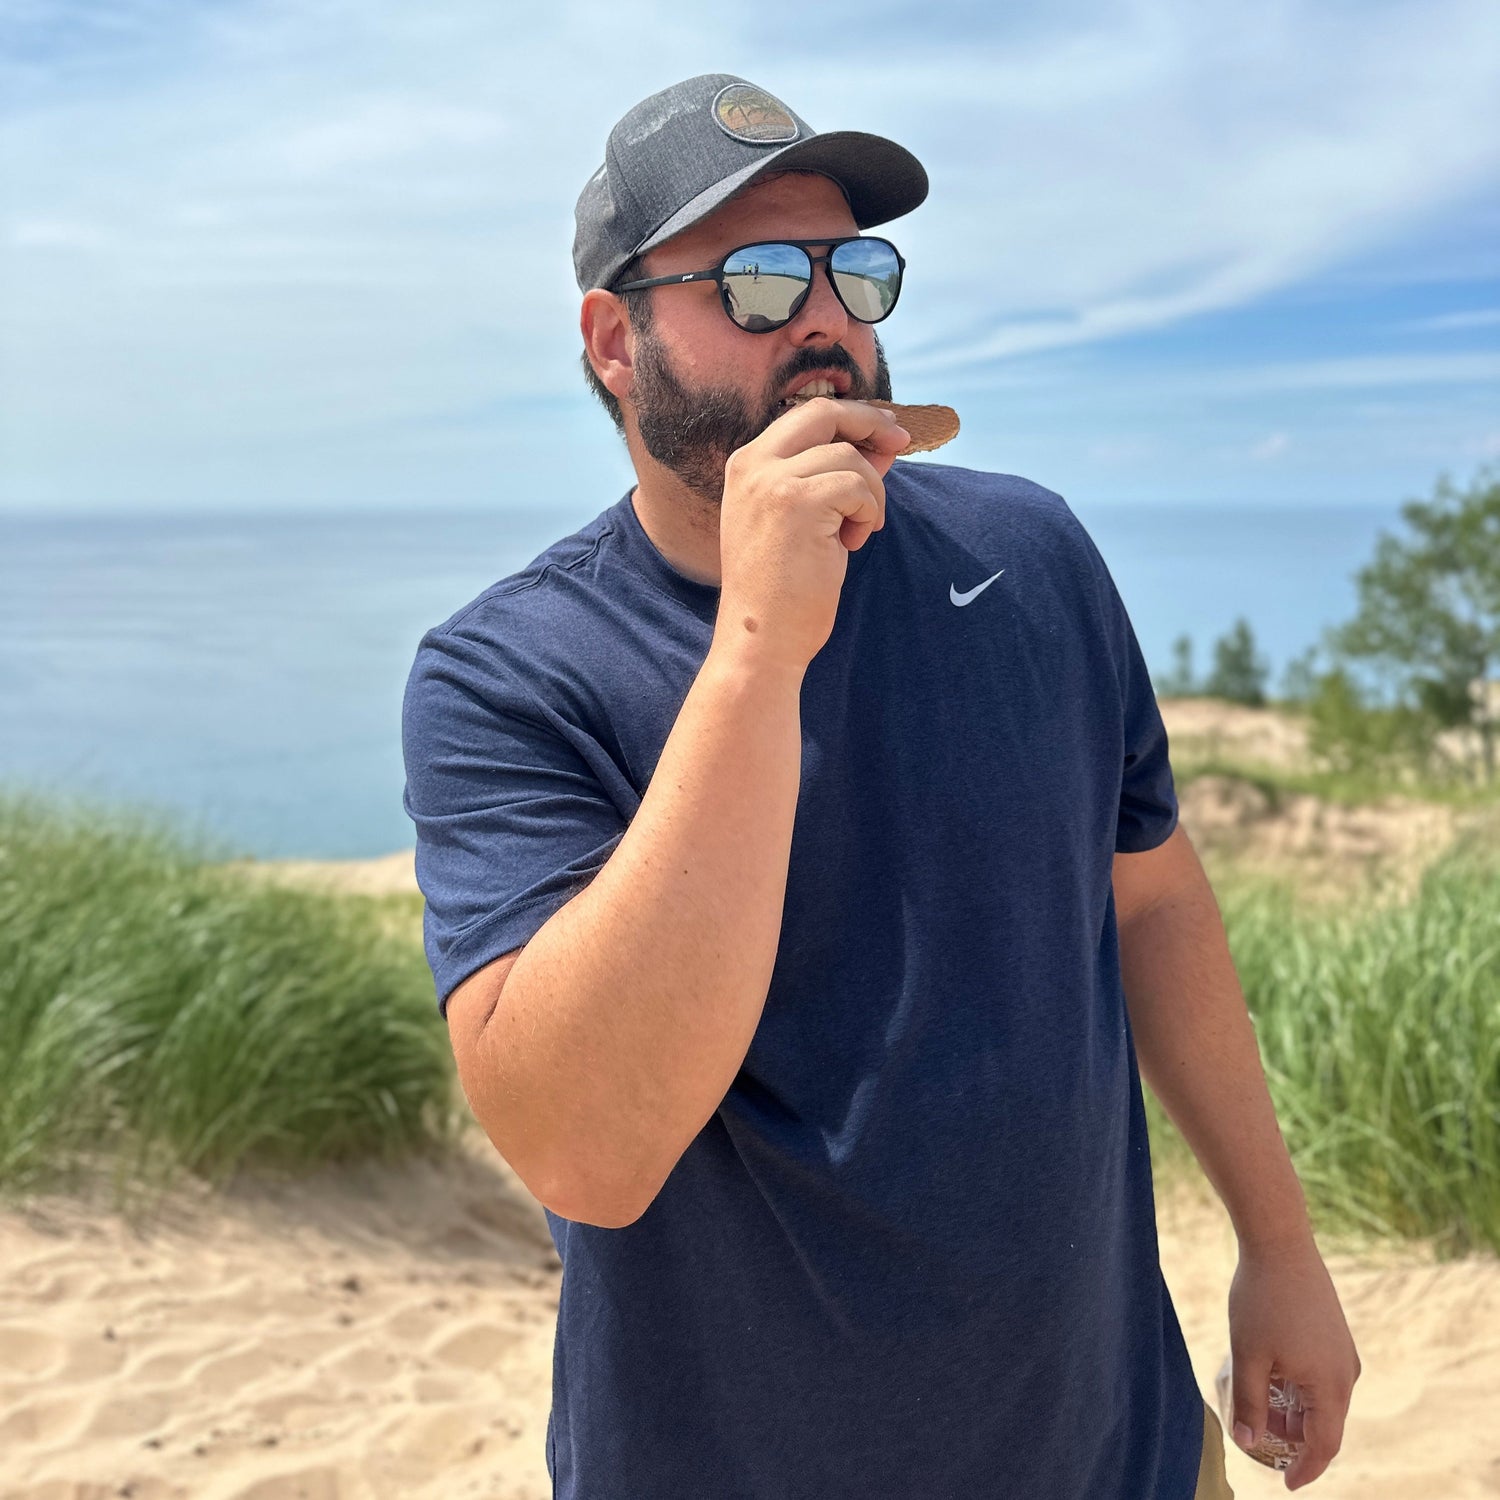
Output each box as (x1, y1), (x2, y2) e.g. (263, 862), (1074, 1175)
(573, 73), (928, 294)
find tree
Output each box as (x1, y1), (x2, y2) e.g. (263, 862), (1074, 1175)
(1203, 617), (1270, 707)
(1303, 664), (1440, 783)
(1155, 632), (1198, 697)
(1322, 463), (1500, 786)
(1278, 644), (1322, 706)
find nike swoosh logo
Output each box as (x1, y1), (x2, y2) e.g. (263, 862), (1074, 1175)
(950, 568), (1006, 606)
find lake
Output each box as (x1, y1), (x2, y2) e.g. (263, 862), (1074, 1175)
(0, 494), (1403, 858)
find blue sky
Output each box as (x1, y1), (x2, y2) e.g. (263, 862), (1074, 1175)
(2, 0), (1499, 516)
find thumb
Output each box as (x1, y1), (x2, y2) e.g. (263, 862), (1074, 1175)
(1231, 1353), (1272, 1454)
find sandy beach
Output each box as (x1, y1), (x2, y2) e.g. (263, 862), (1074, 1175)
(2, 1129), (1498, 1498)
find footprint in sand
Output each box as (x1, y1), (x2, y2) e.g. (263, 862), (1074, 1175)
(379, 1402), (500, 1460)
(58, 1332), (129, 1381)
(428, 1322), (523, 1370)
(84, 1387), (174, 1439)
(0, 1324), (67, 1377)
(0, 1392), (85, 1446)
(194, 1344), (279, 1398)
(227, 1466), (342, 1499)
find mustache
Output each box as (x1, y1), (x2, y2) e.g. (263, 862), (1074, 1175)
(764, 346), (866, 402)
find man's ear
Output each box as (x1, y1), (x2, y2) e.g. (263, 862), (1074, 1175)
(580, 290), (634, 402)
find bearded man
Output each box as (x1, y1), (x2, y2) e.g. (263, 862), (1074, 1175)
(402, 71), (1358, 1500)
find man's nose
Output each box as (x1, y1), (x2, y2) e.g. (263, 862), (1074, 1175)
(786, 256), (849, 343)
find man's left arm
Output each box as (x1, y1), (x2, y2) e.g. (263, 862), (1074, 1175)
(1113, 824), (1362, 1491)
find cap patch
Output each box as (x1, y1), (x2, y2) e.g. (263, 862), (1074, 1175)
(712, 83), (799, 146)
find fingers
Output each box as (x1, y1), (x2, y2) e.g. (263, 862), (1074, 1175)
(791, 468), (884, 546)
(1283, 1399), (1346, 1491)
(781, 440), (887, 516)
(763, 396), (909, 469)
(1231, 1353), (1273, 1458)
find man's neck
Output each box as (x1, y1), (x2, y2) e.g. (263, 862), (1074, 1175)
(627, 455), (725, 590)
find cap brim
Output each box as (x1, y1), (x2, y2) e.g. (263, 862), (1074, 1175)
(632, 130), (928, 262)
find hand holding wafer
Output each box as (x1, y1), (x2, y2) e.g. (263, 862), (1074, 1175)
(715, 395), (903, 674)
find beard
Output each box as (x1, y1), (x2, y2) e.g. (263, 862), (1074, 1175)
(630, 328), (893, 508)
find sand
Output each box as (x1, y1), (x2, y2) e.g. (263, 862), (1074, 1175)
(0, 1130), (561, 1500)
(3, 1132), (1498, 1499)
(11, 699), (1496, 1496)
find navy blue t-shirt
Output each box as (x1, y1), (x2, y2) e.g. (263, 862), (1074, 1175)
(401, 459), (1202, 1499)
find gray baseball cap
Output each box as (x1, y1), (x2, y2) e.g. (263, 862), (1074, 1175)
(573, 73), (928, 293)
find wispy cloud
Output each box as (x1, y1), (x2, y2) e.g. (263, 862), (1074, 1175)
(1403, 308), (1500, 332)
(1, 0), (1498, 511)
(1216, 352), (1500, 394)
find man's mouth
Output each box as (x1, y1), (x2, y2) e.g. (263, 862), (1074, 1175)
(778, 375), (850, 409)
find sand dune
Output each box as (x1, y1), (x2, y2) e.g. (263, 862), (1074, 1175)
(3, 1130), (1498, 1498)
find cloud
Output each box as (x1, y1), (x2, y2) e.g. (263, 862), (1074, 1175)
(1251, 432), (1289, 461)
(2, 0), (1499, 511)
(1403, 308), (1500, 332)
(1215, 352), (1500, 395)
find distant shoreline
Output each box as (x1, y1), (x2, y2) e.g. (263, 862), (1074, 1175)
(223, 697), (1488, 909)
(220, 848), (418, 897)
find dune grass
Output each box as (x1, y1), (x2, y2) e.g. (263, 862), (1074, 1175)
(5, 779), (1497, 1258)
(0, 789), (464, 1213)
(1144, 825), (1500, 1260)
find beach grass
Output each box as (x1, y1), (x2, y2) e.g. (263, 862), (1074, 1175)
(6, 780), (1498, 1259)
(0, 788), (464, 1213)
(1144, 825), (1500, 1259)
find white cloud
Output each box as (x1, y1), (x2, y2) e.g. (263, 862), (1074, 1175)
(1403, 308), (1500, 332)
(1217, 352), (1500, 395)
(8, 217), (112, 249)
(1251, 432), (1290, 461)
(2, 0), (1499, 510)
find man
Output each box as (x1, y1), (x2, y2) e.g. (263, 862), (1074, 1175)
(401, 73), (1360, 1499)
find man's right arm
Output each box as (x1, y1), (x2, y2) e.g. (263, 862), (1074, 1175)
(445, 397), (907, 1229)
(447, 635), (804, 1228)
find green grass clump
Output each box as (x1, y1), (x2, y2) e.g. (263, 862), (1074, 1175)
(0, 789), (463, 1211)
(1144, 834), (1500, 1258)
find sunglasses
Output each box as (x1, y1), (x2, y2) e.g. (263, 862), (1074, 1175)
(613, 236), (906, 333)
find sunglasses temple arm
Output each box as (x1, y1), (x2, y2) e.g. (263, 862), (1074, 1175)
(613, 269), (720, 292)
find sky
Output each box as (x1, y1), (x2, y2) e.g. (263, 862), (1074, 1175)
(2, 0), (1499, 517)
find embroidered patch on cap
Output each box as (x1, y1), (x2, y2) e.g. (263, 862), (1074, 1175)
(712, 83), (800, 145)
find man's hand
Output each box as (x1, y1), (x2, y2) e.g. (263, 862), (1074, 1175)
(1228, 1236), (1362, 1490)
(714, 397), (909, 676)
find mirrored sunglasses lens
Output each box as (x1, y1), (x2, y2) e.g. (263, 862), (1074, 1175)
(721, 243), (810, 330)
(830, 239), (901, 322)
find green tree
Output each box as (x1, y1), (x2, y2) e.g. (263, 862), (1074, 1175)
(1278, 644), (1322, 707)
(1203, 617), (1270, 707)
(1322, 464), (1500, 786)
(1155, 632), (1198, 697)
(1303, 665), (1439, 782)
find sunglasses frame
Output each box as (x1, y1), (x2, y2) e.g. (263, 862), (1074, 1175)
(612, 236), (906, 333)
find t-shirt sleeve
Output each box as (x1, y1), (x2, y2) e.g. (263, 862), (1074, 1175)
(1110, 589), (1180, 853)
(1064, 513), (1180, 854)
(401, 625), (629, 1018)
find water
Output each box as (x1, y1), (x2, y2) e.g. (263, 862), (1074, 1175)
(0, 498), (1403, 859)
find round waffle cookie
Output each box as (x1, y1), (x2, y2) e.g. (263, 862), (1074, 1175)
(867, 400), (961, 455)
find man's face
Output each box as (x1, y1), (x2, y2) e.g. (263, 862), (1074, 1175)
(624, 172), (895, 507)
